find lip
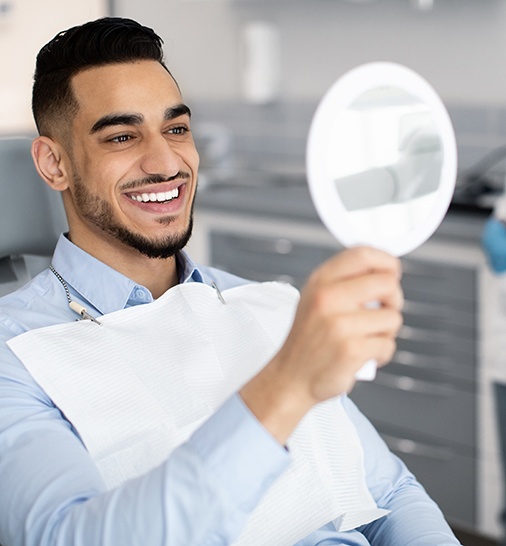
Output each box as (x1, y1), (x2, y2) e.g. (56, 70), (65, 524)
(123, 181), (188, 214)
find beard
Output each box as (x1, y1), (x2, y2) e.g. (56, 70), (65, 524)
(72, 173), (194, 259)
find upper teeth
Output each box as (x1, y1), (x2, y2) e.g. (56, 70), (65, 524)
(130, 188), (179, 203)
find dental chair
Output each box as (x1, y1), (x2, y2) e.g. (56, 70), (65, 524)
(0, 136), (67, 297)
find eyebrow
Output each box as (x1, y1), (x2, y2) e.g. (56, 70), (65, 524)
(89, 103), (192, 135)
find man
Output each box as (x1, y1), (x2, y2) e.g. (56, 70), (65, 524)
(0, 17), (460, 545)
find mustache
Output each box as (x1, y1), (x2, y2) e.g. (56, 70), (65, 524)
(120, 171), (191, 192)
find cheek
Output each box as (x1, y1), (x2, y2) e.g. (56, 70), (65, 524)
(76, 155), (130, 196)
(186, 147), (200, 174)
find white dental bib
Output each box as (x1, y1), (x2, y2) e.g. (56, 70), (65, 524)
(8, 281), (388, 544)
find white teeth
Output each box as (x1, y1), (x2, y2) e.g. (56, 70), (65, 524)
(130, 188), (180, 203)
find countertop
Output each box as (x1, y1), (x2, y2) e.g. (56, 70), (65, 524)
(195, 173), (489, 248)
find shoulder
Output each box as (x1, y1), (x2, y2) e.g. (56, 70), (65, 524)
(0, 272), (62, 402)
(0, 269), (71, 339)
(197, 264), (255, 290)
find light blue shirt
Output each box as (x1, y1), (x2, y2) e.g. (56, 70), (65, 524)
(0, 235), (460, 546)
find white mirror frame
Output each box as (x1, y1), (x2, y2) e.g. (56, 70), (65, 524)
(306, 62), (457, 257)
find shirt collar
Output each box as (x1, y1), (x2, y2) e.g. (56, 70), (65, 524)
(176, 250), (205, 284)
(51, 234), (205, 315)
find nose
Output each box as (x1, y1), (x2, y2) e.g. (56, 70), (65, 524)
(140, 134), (183, 178)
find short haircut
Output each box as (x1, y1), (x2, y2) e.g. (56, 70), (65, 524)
(32, 17), (174, 138)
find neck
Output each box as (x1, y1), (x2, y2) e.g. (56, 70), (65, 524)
(68, 231), (180, 299)
(119, 253), (179, 299)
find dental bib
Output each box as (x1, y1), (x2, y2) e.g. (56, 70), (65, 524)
(8, 281), (388, 544)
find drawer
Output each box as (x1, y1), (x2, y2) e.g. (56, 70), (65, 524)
(396, 327), (476, 382)
(392, 348), (474, 384)
(401, 257), (476, 308)
(379, 428), (475, 526)
(210, 231), (334, 287)
(398, 321), (475, 354)
(402, 299), (474, 334)
(350, 369), (475, 447)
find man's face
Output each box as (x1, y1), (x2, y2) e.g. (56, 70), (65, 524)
(62, 60), (200, 259)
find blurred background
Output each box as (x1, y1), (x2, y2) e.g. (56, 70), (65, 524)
(5, 0), (506, 192)
(3, 1), (506, 544)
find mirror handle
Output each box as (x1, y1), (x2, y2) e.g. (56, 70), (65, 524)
(355, 359), (377, 381)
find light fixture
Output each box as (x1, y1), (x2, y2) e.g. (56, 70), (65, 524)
(411, 0), (434, 11)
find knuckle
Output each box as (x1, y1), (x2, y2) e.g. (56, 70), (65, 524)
(384, 308), (403, 332)
(308, 284), (338, 317)
(340, 336), (362, 363)
(385, 272), (401, 292)
(386, 339), (397, 361)
(306, 266), (322, 287)
(379, 338), (397, 364)
(309, 288), (328, 315)
(350, 245), (371, 264)
(397, 285), (405, 306)
(394, 310), (404, 332)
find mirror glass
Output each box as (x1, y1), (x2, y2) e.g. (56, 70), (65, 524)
(306, 62), (457, 257)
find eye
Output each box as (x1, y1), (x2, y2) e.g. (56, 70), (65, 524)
(109, 134), (133, 144)
(167, 125), (189, 136)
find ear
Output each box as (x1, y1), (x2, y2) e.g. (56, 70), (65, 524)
(31, 136), (70, 192)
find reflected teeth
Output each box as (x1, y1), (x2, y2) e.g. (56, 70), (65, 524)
(130, 188), (180, 203)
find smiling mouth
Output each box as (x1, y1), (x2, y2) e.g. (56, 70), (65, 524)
(129, 187), (180, 204)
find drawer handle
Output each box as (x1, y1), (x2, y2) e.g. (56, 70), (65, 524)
(381, 433), (452, 461)
(398, 326), (423, 340)
(276, 274), (295, 284)
(394, 350), (454, 374)
(375, 372), (452, 396)
(274, 238), (294, 254)
(241, 238), (294, 255)
(214, 264), (295, 285)
(402, 301), (453, 320)
(398, 326), (445, 343)
(213, 235), (294, 255)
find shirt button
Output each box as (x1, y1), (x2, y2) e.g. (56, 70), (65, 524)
(134, 287), (148, 301)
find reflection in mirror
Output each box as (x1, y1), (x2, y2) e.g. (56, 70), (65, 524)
(307, 62), (457, 258)
(331, 86), (443, 239)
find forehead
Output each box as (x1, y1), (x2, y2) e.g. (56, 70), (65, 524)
(71, 61), (182, 124)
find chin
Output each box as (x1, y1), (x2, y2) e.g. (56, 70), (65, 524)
(118, 218), (193, 260)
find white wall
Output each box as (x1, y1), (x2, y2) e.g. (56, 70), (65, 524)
(3, 0), (506, 134)
(115, 0), (506, 106)
(0, 0), (107, 134)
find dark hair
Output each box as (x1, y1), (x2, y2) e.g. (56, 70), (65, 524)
(32, 17), (173, 137)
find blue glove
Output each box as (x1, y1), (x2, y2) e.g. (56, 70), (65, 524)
(482, 217), (506, 273)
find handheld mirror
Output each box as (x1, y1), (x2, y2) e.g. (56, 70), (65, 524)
(306, 62), (457, 380)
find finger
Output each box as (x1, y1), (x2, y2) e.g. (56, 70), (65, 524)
(329, 308), (403, 341)
(307, 334), (398, 401)
(314, 246), (402, 284)
(343, 335), (398, 370)
(343, 272), (404, 310)
(311, 272), (404, 315)
(361, 335), (398, 367)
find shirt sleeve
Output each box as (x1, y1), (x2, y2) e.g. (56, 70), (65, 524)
(342, 395), (462, 545)
(0, 342), (290, 546)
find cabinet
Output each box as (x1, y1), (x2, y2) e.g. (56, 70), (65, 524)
(208, 226), (477, 526)
(189, 205), (483, 531)
(352, 258), (477, 525)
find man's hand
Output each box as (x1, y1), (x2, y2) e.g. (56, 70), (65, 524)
(240, 246), (403, 445)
